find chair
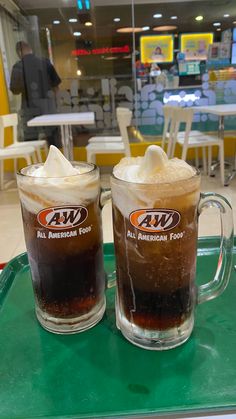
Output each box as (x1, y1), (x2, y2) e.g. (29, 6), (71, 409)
(2, 113), (48, 162)
(162, 105), (175, 150)
(86, 109), (132, 164)
(88, 107), (131, 144)
(167, 107), (225, 185)
(162, 105), (205, 168)
(0, 115), (36, 190)
(88, 135), (122, 144)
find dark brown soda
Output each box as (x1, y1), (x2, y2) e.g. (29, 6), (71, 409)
(118, 281), (195, 330)
(113, 203), (198, 331)
(21, 200), (105, 318)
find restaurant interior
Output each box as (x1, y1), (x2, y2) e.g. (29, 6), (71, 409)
(0, 0), (236, 417)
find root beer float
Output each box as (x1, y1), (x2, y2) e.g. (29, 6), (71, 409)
(17, 146), (105, 334)
(111, 145), (201, 349)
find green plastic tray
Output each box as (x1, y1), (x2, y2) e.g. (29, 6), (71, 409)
(0, 238), (236, 419)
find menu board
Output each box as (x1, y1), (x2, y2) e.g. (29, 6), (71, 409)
(208, 42), (231, 60)
(222, 28), (232, 43)
(233, 28), (236, 42)
(209, 43), (221, 60)
(231, 44), (236, 65)
(180, 33), (214, 61)
(140, 35), (174, 64)
(178, 61), (200, 75)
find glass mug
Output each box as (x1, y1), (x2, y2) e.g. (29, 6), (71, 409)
(111, 170), (234, 350)
(17, 162), (106, 334)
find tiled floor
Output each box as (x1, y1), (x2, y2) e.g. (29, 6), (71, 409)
(0, 170), (235, 264)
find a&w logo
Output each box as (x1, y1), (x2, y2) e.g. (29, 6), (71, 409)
(130, 209), (181, 233)
(37, 206), (88, 230)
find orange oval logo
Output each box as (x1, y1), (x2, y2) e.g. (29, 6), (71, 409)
(130, 209), (181, 233)
(37, 206), (88, 230)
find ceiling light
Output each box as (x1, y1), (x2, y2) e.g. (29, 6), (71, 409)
(153, 13), (162, 19)
(114, 18), (121, 22)
(153, 25), (177, 31)
(77, 69), (82, 76)
(171, 16), (177, 20)
(224, 14), (230, 18)
(233, 21), (236, 24)
(217, 28), (221, 31)
(53, 20), (60, 24)
(142, 26), (150, 31)
(69, 18), (78, 23)
(195, 15), (203, 21)
(213, 22), (221, 26)
(85, 21), (92, 26)
(73, 31), (82, 36)
(117, 27), (143, 33)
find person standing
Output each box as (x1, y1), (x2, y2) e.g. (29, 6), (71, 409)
(10, 41), (61, 146)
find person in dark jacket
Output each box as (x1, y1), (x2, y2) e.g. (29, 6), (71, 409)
(10, 41), (61, 146)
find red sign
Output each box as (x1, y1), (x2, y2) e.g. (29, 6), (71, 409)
(71, 45), (130, 56)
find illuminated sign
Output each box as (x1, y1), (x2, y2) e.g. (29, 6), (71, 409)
(77, 0), (90, 10)
(180, 33), (214, 61)
(163, 92), (201, 104)
(140, 35), (174, 64)
(71, 45), (130, 56)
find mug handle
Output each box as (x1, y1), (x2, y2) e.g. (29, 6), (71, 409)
(99, 188), (117, 288)
(99, 187), (112, 209)
(197, 192), (234, 305)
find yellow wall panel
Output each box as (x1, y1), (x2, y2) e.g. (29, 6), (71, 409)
(140, 35), (174, 64)
(74, 137), (236, 167)
(0, 50), (14, 172)
(180, 33), (214, 61)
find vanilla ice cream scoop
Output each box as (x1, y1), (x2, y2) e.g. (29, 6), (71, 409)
(112, 145), (199, 219)
(17, 146), (99, 214)
(31, 146), (81, 177)
(113, 145), (195, 183)
(138, 145), (168, 177)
